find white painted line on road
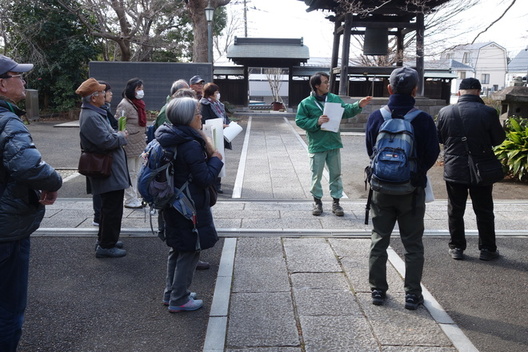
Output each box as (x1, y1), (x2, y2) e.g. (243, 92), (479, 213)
(232, 117), (251, 198)
(63, 172), (81, 183)
(387, 247), (480, 352)
(203, 238), (237, 352)
(283, 117), (349, 199)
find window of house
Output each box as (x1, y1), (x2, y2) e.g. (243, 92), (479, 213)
(460, 72), (466, 79)
(462, 52), (470, 64)
(481, 74), (490, 84)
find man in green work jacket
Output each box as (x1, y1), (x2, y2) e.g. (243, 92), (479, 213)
(296, 72), (372, 216)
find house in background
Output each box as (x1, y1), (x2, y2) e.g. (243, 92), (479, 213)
(506, 47), (528, 86)
(440, 42), (508, 95)
(424, 59), (473, 101)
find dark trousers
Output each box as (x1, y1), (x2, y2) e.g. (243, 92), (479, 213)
(93, 194), (102, 224)
(369, 188), (425, 295)
(0, 238), (30, 352)
(98, 189), (125, 248)
(446, 181), (496, 252)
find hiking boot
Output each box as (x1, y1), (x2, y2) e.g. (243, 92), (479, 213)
(168, 298), (203, 313)
(479, 249), (500, 261)
(332, 198), (344, 216)
(312, 198), (323, 216)
(163, 292), (197, 306)
(196, 260), (210, 270)
(95, 246), (127, 258)
(371, 289), (386, 306)
(448, 248), (464, 260)
(405, 293), (424, 310)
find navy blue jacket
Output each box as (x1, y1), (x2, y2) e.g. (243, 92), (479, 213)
(0, 100), (62, 242)
(155, 124), (223, 251)
(365, 94), (440, 188)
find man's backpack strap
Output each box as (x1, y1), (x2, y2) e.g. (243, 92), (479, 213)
(380, 105), (391, 120)
(380, 105), (421, 121)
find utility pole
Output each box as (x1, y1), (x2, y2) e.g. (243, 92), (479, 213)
(244, 0), (248, 37)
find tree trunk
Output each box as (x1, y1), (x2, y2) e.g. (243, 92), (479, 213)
(187, 0), (231, 63)
(187, 0), (210, 62)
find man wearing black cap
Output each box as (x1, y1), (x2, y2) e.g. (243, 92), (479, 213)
(365, 67), (439, 310)
(0, 54), (62, 350)
(437, 78), (505, 261)
(189, 75), (205, 100)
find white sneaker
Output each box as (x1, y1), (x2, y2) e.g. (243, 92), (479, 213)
(124, 199), (143, 209)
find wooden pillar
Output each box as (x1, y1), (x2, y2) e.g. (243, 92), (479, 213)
(288, 67), (293, 108)
(330, 19), (341, 93)
(416, 13), (425, 96)
(396, 29), (404, 67)
(339, 13), (352, 96)
(243, 65), (249, 106)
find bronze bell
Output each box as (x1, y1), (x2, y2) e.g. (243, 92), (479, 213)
(363, 27), (388, 56)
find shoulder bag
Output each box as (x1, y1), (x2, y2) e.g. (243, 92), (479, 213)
(78, 150), (113, 179)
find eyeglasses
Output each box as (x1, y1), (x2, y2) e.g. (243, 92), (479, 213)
(0, 73), (25, 80)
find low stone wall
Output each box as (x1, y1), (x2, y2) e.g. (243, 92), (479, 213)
(234, 96), (448, 132)
(340, 96), (448, 131)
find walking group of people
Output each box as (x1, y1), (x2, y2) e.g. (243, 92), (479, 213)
(296, 68), (505, 311)
(0, 51), (506, 351)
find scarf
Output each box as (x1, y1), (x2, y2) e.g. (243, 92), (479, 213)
(311, 91), (327, 102)
(208, 98), (227, 123)
(131, 98), (147, 127)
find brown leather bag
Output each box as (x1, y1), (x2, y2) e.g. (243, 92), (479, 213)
(78, 151), (113, 179)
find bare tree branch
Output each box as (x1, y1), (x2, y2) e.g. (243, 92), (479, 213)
(471, 0), (516, 44)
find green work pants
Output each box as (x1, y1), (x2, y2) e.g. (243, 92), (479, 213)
(309, 148), (343, 200)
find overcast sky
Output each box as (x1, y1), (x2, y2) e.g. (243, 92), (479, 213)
(224, 0), (528, 60)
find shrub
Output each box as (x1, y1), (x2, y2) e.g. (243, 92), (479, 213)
(494, 116), (528, 181)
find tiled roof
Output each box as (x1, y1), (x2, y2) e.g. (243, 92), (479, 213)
(508, 47), (528, 72)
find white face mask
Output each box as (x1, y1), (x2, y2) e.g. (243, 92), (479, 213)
(215, 92), (221, 100)
(135, 90), (144, 99)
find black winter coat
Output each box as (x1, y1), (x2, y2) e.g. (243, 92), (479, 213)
(155, 124), (223, 251)
(437, 94), (505, 184)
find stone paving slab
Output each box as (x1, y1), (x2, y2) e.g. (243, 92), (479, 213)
(299, 315), (379, 352)
(225, 237), (457, 351)
(227, 292), (300, 348)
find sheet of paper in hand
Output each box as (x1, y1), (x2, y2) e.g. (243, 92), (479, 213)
(320, 102), (344, 133)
